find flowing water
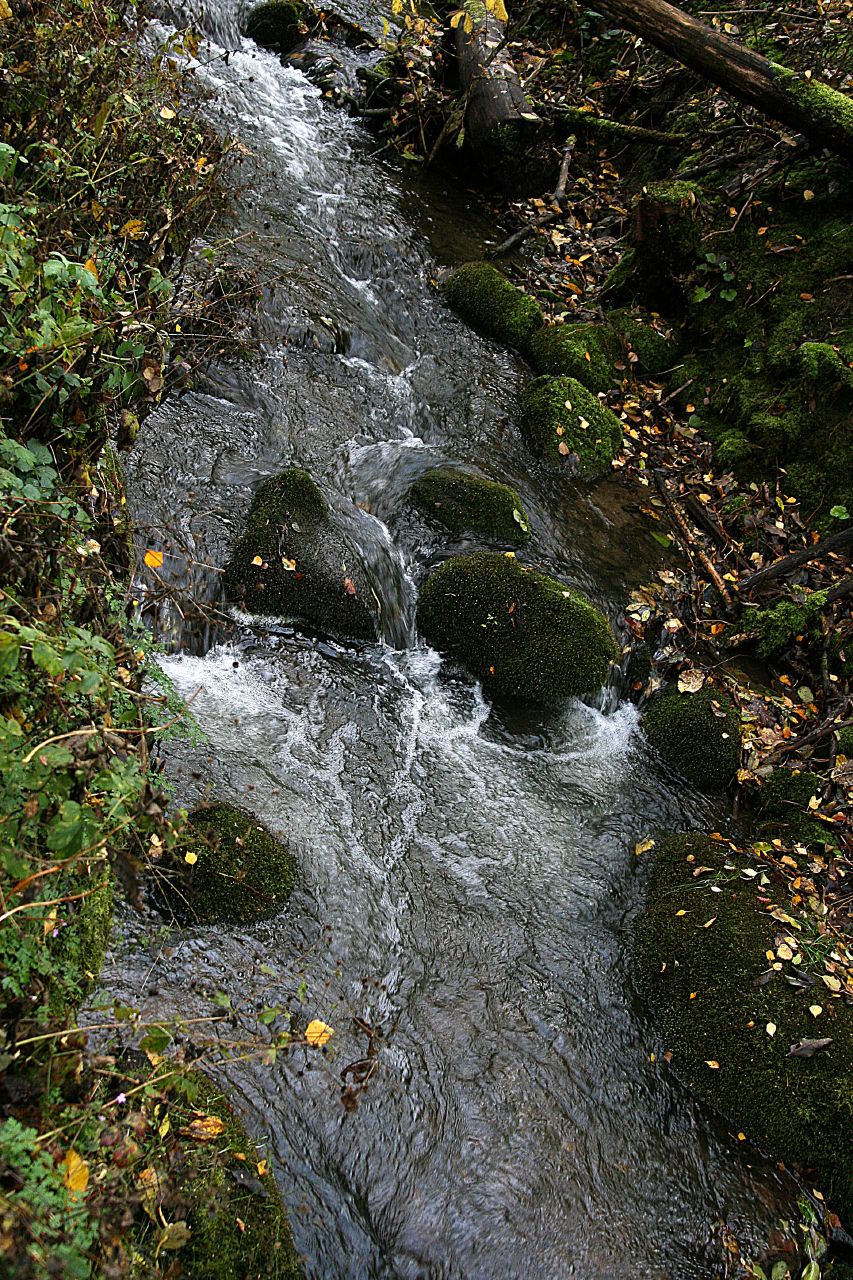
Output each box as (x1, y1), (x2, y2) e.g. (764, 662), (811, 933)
(100, 6), (796, 1275)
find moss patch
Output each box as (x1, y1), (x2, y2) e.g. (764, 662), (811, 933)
(635, 833), (853, 1221)
(527, 322), (617, 392)
(416, 551), (617, 703)
(443, 261), (543, 352)
(749, 592), (827, 659)
(643, 685), (740, 790)
(519, 375), (623, 479)
(223, 469), (380, 641)
(759, 768), (826, 846)
(410, 468), (530, 543)
(608, 309), (678, 375)
(243, 1), (305, 52)
(168, 804), (296, 926)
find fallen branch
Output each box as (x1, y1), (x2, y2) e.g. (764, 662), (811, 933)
(740, 526), (853, 596)
(654, 471), (734, 610)
(489, 142), (574, 258)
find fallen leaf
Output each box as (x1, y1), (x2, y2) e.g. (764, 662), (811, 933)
(705, 1060), (720, 1069)
(766, 1022), (776, 1037)
(343, 577), (356, 596)
(144, 549), (164, 570)
(677, 668), (705, 694)
(62, 1149), (89, 1196)
(251, 555), (263, 566)
(159, 106), (177, 120)
(156, 1221), (191, 1254)
(788, 1037), (832, 1058)
(119, 218), (145, 239)
(821, 975), (842, 992)
(184, 850), (198, 865)
(305, 1019), (334, 1047)
(634, 837), (655, 856)
(809, 1004), (823, 1017)
(182, 1115), (227, 1142)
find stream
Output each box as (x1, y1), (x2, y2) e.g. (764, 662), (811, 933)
(97, 4), (796, 1275)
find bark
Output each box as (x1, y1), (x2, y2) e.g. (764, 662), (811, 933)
(454, 0), (548, 191)
(592, 0), (853, 160)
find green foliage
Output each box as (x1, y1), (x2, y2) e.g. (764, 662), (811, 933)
(416, 551), (617, 703)
(635, 833), (853, 1222)
(222, 469), (380, 639)
(749, 592), (827, 659)
(410, 467), (530, 543)
(643, 685), (740, 790)
(166, 804), (297, 926)
(0, 1118), (97, 1277)
(443, 261), (544, 351)
(519, 374), (623, 479)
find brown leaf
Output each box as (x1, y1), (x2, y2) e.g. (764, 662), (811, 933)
(343, 577), (356, 596)
(182, 1115), (227, 1142)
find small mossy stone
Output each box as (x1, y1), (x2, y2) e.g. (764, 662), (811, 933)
(223, 469), (379, 641)
(635, 833), (853, 1222)
(759, 768), (826, 846)
(416, 551), (617, 704)
(410, 468), (530, 543)
(443, 262), (543, 352)
(527, 323), (617, 392)
(179, 1074), (302, 1278)
(607, 310), (678, 375)
(170, 804), (296, 926)
(519, 375), (622, 480)
(643, 685), (740, 790)
(243, 0), (304, 52)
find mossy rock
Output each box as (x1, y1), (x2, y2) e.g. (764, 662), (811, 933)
(749, 592), (827, 660)
(607, 310), (679, 375)
(223, 469), (379, 641)
(635, 833), (853, 1222)
(759, 768), (826, 846)
(416, 552), (617, 704)
(643, 685), (740, 790)
(169, 804), (296, 926)
(837, 725), (853, 758)
(527, 323), (617, 392)
(519, 375), (622, 480)
(410, 468), (530, 543)
(443, 262), (543, 352)
(243, 0), (304, 52)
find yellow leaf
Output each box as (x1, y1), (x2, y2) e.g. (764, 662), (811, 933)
(251, 555), (263, 566)
(305, 1019), (334, 1047)
(675, 909), (687, 917)
(809, 1005), (823, 1017)
(281, 557), (297, 571)
(63, 1149), (89, 1196)
(776, 943), (793, 961)
(766, 1022), (776, 1037)
(84, 257), (98, 281)
(821, 975), (841, 992)
(43, 907), (57, 937)
(486, 0), (508, 21)
(184, 850), (198, 865)
(705, 1060), (720, 1070)
(183, 1115), (227, 1142)
(257, 1158), (268, 1176)
(119, 218), (145, 239)
(737, 1132), (746, 1141)
(0, 0), (11, 21)
(159, 1114), (171, 1138)
(160, 106), (177, 120)
(144, 549), (164, 569)
(634, 838), (655, 857)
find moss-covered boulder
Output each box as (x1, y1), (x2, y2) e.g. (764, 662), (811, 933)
(643, 685), (740, 790)
(519, 375), (623, 480)
(410, 468), (530, 543)
(243, 0), (304, 52)
(443, 262), (543, 352)
(527, 323), (617, 392)
(759, 767), (825, 845)
(223, 469), (379, 641)
(608, 310), (678, 376)
(636, 833), (853, 1222)
(168, 804), (296, 926)
(416, 552), (617, 703)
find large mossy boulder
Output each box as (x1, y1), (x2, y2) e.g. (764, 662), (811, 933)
(443, 262), (543, 352)
(243, 0), (304, 52)
(636, 833), (853, 1222)
(643, 685), (740, 790)
(410, 468), (530, 544)
(416, 552), (617, 703)
(519, 375), (623, 480)
(169, 804), (296, 926)
(527, 323), (617, 393)
(223, 469), (379, 641)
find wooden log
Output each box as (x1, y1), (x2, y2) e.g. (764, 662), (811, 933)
(591, 0), (853, 161)
(453, 0), (548, 192)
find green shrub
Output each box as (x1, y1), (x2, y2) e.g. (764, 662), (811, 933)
(410, 468), (530, 542)
(643, 685), (740, 789)
(416, 552), (617, 703)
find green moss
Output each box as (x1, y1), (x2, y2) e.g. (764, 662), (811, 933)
(410, 468), (530, 543)
(749, 592), (827, 659)
(635, 833), (853, 1221)
(443, 262), (543, 352)
(774, 65), (853, 139)
(519, 375), (623, 479)
(645, 179), (702, 206)
(714, 428), (754, 471)
(607, 310), (678, 375)
(643, 686), (740, 790)
(180, 1075), (302, 1279)
(416, 551), (617, 704)
(243, 1), (304, 52)
(836, 725), (853, 757)
(223, 469), (379, 641)
(50, 867), (115, 1015)
(527, 323), (617, 392)
(759, 768), (826, 846)
(797, 341), (853, 391)
(601, 247), (638, 300)
(169, 804), (296, 926)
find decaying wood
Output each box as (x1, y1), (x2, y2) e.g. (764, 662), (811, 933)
(591, 0), (853, 161)
(740, 526), (853, 595)
(454, 0), (547, 191)
(654, 471), (734, 611)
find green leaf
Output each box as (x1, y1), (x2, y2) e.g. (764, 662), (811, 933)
(829, 504), (849, 520)
(46, 800), (88, 854)
(800, 1264), (819, 1280)
(650, 531), (672, 548)
(0, 631), (21, 676)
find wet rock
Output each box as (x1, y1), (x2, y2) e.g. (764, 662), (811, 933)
(442, 261), (543, 353)
(223, 468), (380, 640)
(243, 0), (304, 54)
(519, 375), (622, 481)
(642, 684), (740, 790)
(410, 468), (530, 544)
(283, 41), (359, 107)
(164, 803), (296, 926)
(417, 551), (617, 704)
